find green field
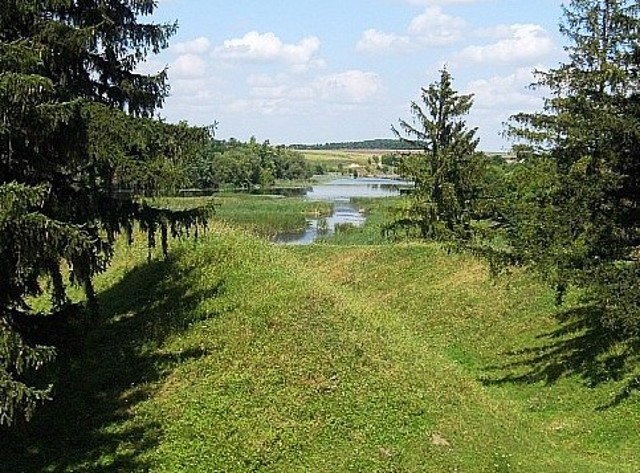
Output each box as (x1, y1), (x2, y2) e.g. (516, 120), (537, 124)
(301, 149), (388, 172)
(2, 196), (639, 471)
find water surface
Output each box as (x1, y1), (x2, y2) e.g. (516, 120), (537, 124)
(275, 177), (410, 245)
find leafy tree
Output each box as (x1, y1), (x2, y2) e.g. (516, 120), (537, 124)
(392, 68), (489, 242)
(0, 0), (211, 425)
(272, 147), (311, 181)
(504, 0), (640, 334)
(189, 140), (312, 190)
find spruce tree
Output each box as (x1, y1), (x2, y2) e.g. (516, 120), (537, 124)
(392, 68), (488, 242)
(0, 0), (211, 425)
(505, 0), (640, 335)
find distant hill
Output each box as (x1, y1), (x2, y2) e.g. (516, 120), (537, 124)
(289, 139), (419, 151)
(289, 140), (515, 160)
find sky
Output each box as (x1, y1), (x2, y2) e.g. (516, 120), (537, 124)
(143, 0), (567, 150)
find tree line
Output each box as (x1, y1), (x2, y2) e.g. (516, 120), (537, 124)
(187, 137), (314, 191)
(290, 138), (420, 151)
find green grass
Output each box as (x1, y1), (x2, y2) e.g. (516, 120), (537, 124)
(302, 149), (374, 164)
(300, 149), (403, 175)
(149, 194), (331, 239)
(2, 201), (639, 471)
(301, 149), (383, 173)
(213, 194), (330, 238)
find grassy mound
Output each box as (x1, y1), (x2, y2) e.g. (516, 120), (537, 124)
(2, 223), (638, 471)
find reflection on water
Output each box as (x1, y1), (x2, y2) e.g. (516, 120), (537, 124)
(274, 201), (366, 245)
(275, 177), (411, 245)
(307, 178), (409, 201)
(251, 187), (309, 197)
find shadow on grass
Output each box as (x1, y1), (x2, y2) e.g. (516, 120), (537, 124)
(481, 306), (640, 409)
(0, 250), (225, 472)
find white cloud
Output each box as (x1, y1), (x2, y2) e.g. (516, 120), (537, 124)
(464, 67), (548, 149)
(357, 6), (466, 54)
(227, 98), (287, 115)
(476, 24), (523, 39)
(226, 69), (383, 116)
(466, 67), (544, 111)
(135, 57), (166, 75)
(249, 84), (290, 100)
(315, 70), (383, 103)
(170, 53), (207, 78)
(356, 29), (412, 54)
(172, 37), (211, 55)
(456, 24), (555, 65)
(408, 6), (467, 46)
(214, 31), (322, 69)
(170, 78), (221, 104)
(246, 73), (290, 87)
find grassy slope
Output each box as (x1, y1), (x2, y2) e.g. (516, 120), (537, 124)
(147, 235), (637, 471)
(2, 211), (639, 470)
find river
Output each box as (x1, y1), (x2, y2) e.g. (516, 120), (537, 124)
(274, 177), (410, 245)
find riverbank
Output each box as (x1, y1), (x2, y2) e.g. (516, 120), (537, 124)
(151, 177), (411, 245)
(150, 194), (332, 240)
(2, 216), (638, 471)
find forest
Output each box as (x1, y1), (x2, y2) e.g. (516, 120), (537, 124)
(289, 138), (419, 151)
(1, 0), (639, 471)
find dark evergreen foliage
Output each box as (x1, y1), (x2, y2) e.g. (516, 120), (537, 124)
(502, 0), (640, 336)
(0, 0), (212, 425)
(391, 68), (491, 242)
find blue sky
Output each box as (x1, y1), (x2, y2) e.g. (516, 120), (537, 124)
(145, 0), (567, 150)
